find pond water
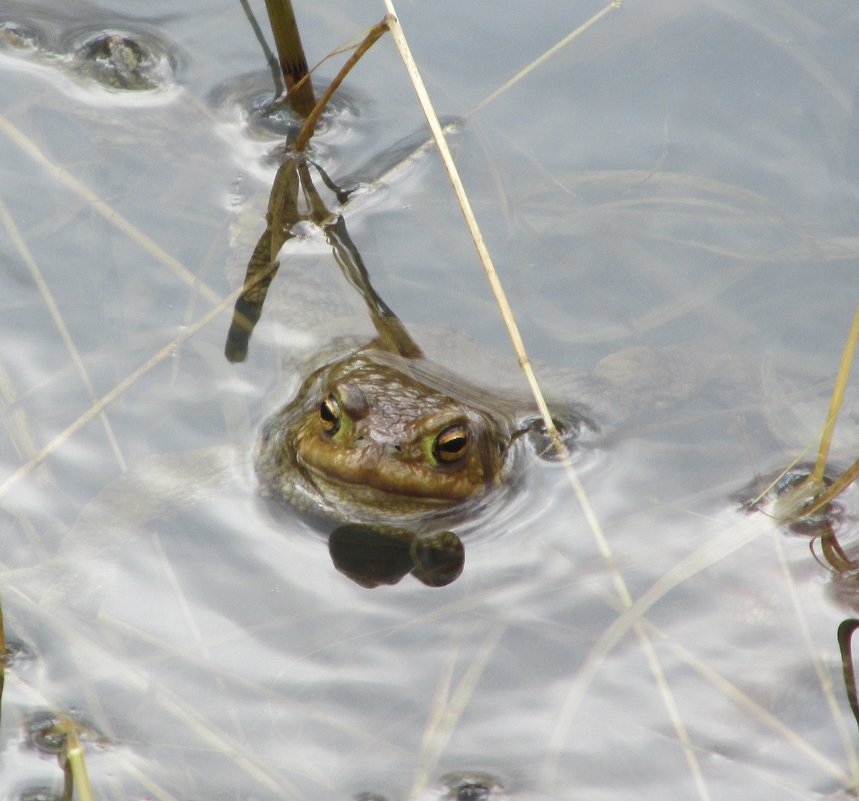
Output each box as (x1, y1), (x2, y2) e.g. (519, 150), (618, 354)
(1, 0), (859, 799)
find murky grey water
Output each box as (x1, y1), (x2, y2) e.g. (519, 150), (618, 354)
(1, 0), (859, 798)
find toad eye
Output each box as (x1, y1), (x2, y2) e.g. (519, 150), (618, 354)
(319, 393), (341, 435)
(433, 424), (469, 464)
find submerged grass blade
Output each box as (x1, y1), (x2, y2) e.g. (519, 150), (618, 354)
(644, 617), (852, 785)
(409, 624), (506, 799)
(0, 113), (223, 307)
(470, 1), (622, 116)
(0, 193), (127, 473)
(575, 559), (852, 787)
(0, 274), (250, 500)
(541, 514), (764, 791)
(0, 593), (4, 722)
(0, 357), (54, 492)
(150, 535), (202, 644)
(2, 582), (299, 797)
(240, 0), (284, 95)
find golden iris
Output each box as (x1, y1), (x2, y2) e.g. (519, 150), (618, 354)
(319, 393), (341, 435)
(433, 423), (469, 464)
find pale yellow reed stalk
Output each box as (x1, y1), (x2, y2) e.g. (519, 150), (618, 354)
(381, 3), (710, 798)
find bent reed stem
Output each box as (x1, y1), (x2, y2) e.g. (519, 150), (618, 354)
(292, 20), (389, 152)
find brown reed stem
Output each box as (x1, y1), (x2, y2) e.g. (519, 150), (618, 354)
(264, 0), (316, 117)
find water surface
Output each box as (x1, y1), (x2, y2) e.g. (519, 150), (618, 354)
(1, 1), (859, 799)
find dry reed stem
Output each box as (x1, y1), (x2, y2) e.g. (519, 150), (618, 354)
(264, 0), (316, 116)
(811, 303), (859, 485)
(60, 722), (94, 801)
(774, 304), (859, 520)
(267, 25), (385, 116)
(381, 5), (557, 438)
(381, 4), (710, 798)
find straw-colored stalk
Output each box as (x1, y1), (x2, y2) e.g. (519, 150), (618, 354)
(775, 304), (859, 521)
(60, 722), (94, 801)
(381, 3), (710, 798)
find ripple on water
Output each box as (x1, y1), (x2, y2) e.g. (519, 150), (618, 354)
(208, 69), (365, 173)
(0, 12), (181, 103)
(59, 24), (179, 92)
(24, 711), (108, 756)
(439, 771), (508, 800)
(209, 69), (360, 137)
(0, 19), (50, 53)
(351, 771), (509, 801)
(3, 637), (38, 673)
